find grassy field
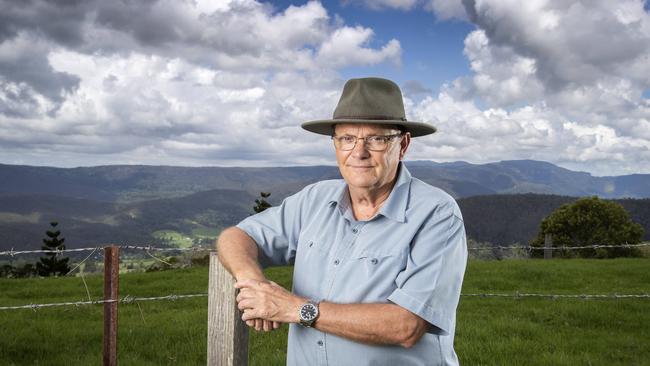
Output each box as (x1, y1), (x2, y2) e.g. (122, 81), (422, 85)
(151, 230), (195, 248)
(0, 259), (648, 365)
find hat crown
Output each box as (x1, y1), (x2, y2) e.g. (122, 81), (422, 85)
(333, 78), (406, 121)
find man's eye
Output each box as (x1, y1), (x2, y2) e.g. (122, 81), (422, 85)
(340, 136), (356, 143)
(368, 136), (386, 143)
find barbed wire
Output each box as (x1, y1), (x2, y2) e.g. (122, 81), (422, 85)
(468, 242), (650, 251)
(0, 245), (213, 257)
(119, 245), (212, 253)
(0, 246), (103, 257)
(2, 290), (648, 312)
(0, 293), (208, 311)
(461, 292), (650, 299)
(2, 242), (649, 258)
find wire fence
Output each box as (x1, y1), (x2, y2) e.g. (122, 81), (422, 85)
(0, 244), (213, 257)
(0, 242), (648, 313)
(0, 293), (208, 311)
(2, 242), (649, 257)
(467, 242), (650, 251)
(3, 290), (649, 312)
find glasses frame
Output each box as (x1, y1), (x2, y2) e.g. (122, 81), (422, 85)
(332, 133), (403, 152)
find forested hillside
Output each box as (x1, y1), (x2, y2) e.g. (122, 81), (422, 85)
(2, 191), (648, 252)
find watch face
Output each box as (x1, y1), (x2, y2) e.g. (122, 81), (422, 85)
(301, 303), (317, 321)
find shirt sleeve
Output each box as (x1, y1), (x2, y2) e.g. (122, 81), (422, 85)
(387, 201), (467, 335)
(236, 186), (310, 267)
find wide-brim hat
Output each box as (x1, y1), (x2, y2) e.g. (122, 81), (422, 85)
(302, 77), (436, 137)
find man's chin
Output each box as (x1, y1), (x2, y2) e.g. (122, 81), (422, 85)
(346, 178), (378, 190)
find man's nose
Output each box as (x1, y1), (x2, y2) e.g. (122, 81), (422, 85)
(351, 138), (370, 158)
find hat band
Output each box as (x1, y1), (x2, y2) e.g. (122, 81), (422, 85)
(334, 115), (407, 121)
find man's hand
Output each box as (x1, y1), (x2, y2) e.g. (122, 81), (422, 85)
(235, 279), (305, 325)
(235, 279), (284, 332)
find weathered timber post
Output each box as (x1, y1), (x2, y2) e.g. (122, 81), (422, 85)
(103, 245), (120, 366)
(544, 234), (553, 260)
(208, 252), (248, 366)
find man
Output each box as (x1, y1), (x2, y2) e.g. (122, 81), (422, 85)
(217, 77), (467, 365)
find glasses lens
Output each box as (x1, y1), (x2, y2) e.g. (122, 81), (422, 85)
(366, 136), (388, 151)
(335, 136), (356, 150)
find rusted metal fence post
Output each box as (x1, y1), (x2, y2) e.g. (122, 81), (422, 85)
(207, 252), (248, 366)
(544, 234), (553, 260)
(103, 246), (120, 366)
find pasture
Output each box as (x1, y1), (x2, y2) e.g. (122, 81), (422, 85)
(0, 258), (648, 365)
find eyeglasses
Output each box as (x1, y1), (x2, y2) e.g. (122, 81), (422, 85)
(332, 134), (402, 151)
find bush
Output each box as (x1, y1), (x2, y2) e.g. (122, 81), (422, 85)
(532, 197), (644, 258)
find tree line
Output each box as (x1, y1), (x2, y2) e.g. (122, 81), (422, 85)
(1, 193), (646, 278)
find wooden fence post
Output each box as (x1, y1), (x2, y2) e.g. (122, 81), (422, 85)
(544, 234), (553, 260)
(207, 252), (248, 366)
(103, 245), (120, 366)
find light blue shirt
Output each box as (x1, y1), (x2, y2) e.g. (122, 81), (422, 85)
(237, 163), (467, 366)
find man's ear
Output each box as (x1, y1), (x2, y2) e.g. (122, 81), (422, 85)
(399, 132), (411, 160)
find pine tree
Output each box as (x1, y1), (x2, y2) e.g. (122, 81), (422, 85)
(253, 192), (272, 214)
(36, 221), (71, 276)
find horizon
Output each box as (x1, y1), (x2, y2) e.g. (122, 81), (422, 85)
(0, 158), (643, 178)
(1, 1), (649, 176)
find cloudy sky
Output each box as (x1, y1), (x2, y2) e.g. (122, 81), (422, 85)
(1, 0), (649, 176)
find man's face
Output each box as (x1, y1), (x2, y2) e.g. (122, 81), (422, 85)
(334, 123), (410, 191)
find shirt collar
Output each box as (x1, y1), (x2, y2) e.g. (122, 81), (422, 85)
(328, 162), (412, 223)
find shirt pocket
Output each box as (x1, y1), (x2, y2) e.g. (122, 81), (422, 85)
(355, 249), (405, 277)
(296, 237), (333, 265)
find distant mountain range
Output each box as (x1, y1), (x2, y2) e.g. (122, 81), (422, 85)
(1, 160), (649, 252)
(1, 159), (650, 203)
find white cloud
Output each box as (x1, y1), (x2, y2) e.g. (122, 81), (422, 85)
(346, 0), (419, 11)
(426, 0), (650, 174)
(317, 27), (401, 67)
(460, 0), (650, 97)
(424, 0), (468, 20)
(1, 0), (649, 176)
(0, 0), (400, 167)
(408, 91), (650, 175)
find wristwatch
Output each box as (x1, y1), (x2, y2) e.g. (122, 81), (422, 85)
(298, 300), (320, 327)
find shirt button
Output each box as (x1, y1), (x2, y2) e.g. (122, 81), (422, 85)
(317, 340), (323, 346)
(334, 259), (340, 265)
(308, 241), (314, 247)
(371, 258), (378, 265)
(352, 228), (358, 233)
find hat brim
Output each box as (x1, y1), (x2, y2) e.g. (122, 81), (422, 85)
(301, 119), (437, 137)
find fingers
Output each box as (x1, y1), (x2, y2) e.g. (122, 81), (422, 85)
(241, 310), (282, 332)
(263, 319), (271, 332)
(237, 298), (253, 311)
(254, 318), (263, 332)
(242, 309), (256, 322)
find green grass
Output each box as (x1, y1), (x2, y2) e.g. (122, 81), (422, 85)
(190, 226), (220, 238)
(0, 259), (648, 365)
(151, 230), (194, 248)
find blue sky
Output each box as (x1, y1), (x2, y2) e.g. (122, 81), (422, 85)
(0, 0), (649, 176)
(270, 0), (474, 92)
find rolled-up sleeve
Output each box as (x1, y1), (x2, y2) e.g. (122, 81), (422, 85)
(236, 187), (311, 267)
(387, 203), (467, 335)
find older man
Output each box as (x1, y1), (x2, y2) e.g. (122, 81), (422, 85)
(217, 77), (467, 365)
